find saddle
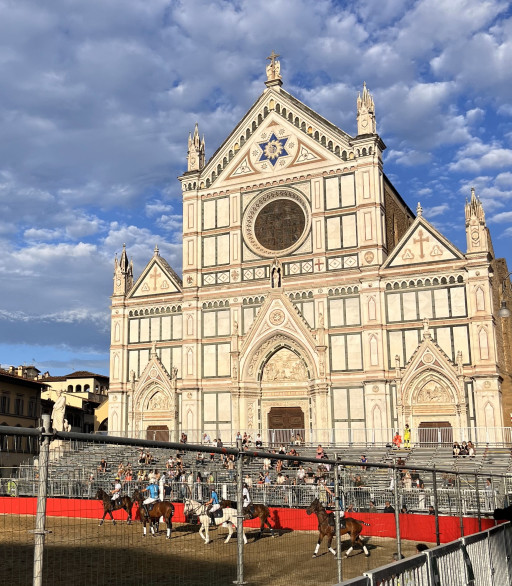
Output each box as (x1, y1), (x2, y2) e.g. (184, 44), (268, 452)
(327, 511), (346, 529)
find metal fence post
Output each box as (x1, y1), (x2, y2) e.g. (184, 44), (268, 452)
(456, 472), (464, 537)
(474, 474), (482, 532)
(334, 454), (342, 583)
(432, 466), (440, 546)
(393, 464), (401, 559)
(234, 438), (245, 585)
(33, 414), (51, 586)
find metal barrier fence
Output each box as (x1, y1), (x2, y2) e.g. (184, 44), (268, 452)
(1, 420), (512, 585)
(339, 522), (512, 586)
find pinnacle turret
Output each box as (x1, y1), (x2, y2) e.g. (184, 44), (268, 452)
(357, 82), (376, 135)
(187, 123), (205, 172)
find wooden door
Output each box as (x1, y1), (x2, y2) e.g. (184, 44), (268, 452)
(146, 425), (169, 442)
(267, 407), (304, 444)
(418, 421), (453, 446)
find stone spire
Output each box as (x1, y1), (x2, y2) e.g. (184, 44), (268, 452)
(357, 82), (376, 135)
(187, 123), (205, 172)
(416, 202), (423, 217)
(113, 243), (133, 296)
(465, 187), (488, 253)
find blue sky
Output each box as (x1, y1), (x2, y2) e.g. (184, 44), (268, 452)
(1, 0), (511, 376)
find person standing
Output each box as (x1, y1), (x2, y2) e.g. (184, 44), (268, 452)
(403, 424), (411, 449)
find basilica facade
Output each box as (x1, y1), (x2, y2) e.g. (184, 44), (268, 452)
(108, 57), (512, 444)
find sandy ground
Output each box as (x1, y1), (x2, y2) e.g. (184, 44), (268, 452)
(0, 515), (432, 585)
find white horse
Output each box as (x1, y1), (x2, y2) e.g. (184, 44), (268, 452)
(183, 498), (247, 545)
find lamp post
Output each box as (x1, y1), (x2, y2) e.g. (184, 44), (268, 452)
(498, 271), (512, 318)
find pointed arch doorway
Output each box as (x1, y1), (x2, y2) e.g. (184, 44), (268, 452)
(259, 346), (310, 445)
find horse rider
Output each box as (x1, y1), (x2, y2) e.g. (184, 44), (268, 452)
(205, 486), (221, 525)
(111, 476), (122, 502)
(142, 479), (160, 517)
(242, 482), (255, 519)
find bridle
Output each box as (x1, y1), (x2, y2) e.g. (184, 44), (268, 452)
(184, 498), (207, 516)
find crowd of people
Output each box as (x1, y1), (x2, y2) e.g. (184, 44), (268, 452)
(452, 441), (476, 457)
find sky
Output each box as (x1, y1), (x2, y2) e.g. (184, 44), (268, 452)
(1, 0), (512, 376)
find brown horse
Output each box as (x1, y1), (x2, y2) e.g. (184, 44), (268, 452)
(220, 499), (275, 539)
(95, 488), (132, 526)
(306, 498), (370, 558)
(132, 490), (174, 539)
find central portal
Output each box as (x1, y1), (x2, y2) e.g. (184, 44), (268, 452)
(267, 407), (305, 444)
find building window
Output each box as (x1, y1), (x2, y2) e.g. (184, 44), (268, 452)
(0, 396), (10, 414)
(28, 400), (37, 418)
(15, 397), (24, 416)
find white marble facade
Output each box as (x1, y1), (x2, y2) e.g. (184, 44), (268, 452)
(108, 58), (506, 443)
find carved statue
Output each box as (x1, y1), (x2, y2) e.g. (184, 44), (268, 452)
(51, 389), (66, 432)
(171, 366), (178, 380)
(422, 317), (430, 336)
(271, 258), (282, 288)
(266, 51), (281, 81)
(232, 320), (239, 336)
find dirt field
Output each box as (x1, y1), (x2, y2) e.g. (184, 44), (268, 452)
(0, 515), (431, 585)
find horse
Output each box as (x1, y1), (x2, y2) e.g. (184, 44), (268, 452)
(132, 490), (174, 539)
(306, 498), (370, 558)
(220, 499), (275, 539)
(95, 488), (133, 526)
(183, 498), (247, 545)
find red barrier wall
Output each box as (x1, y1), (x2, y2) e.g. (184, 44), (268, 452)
(0, 498), (497, 542)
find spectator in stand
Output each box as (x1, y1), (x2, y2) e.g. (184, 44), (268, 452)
(278, 443), (286, 454)
(276, 458), (283, 473)
(468, 441), (475, 457)
(195, 452), (204, 466)
(368, 500), (377, 513)
(263, 456), (271, 472)
(305, 467), (315, 484)
(345, 503), (355, 514)
(318, 477), (334, 507)
(392, 431), (402, 449)
(296, 464), (306, 484)
(383, 501), (395, 513)
(400, 505), (409, 514)
(428, 506), (435, 515)
(264, 471), (271, 485)
(257, 472), (265, 485)
(242, 432), (249, 446)
(255, 433), (263, 448)
(97, 459), (107, 474)
(460, 441), (468, 457)
(202, 432), (211, 445)
(316, 445), (325, 458)
(138, 449), (145, 464)
(452, 442), (461, 457)
(360, 454), (368, 470)
(403, 470), (412, 490)
(244, 473), (253, 488)
(226, 455), (235, 481)
(236, 431), (242, 442)
(295, 433), (303, 445)
(351, 474), (365, 487)
(180, 432), (187, 444)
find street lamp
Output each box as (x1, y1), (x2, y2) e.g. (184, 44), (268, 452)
(498, 271), (512, 318)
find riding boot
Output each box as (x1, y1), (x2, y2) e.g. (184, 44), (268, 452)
(209, 512), (216, 526)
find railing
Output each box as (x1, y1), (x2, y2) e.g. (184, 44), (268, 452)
(102, 426), (512, 447)
(2, 478), (509, 515)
